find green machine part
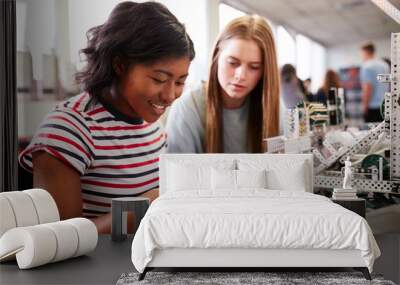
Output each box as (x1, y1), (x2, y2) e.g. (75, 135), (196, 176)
(361, 154), (390, 180)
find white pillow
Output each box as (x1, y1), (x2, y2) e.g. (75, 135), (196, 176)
(167, 162), (211, 191)
(238, 158), (308, 191)
(211, 169), (267, 190)
(266, 166), (306, 191)
(211, 168), (236, 190)
(236, 169), (267, 189)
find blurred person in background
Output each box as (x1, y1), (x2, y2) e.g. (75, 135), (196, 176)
(360, 42), (390, 122)
(280, 64), (307, 109)
(303, 78), (313, 100)
(314, 69), (341, 106)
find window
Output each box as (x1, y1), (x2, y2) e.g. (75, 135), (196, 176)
(309, 41), (327, 93)
(296, 34), (326, 93)
(219, 3), (245, 32)
(277, 26), (296, 66)
(296, 34), (311, 80)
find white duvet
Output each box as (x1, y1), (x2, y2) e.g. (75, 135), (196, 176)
(131, 190), (380, 273)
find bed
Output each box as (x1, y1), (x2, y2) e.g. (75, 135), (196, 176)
(131, 154), (380, 280)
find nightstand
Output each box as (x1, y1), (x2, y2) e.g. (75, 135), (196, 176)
(332, 198), (366, 218)
(111, 197), (150, 241)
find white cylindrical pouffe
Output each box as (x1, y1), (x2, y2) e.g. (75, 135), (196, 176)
(24, 189), (60, 224)
(0, 196), (17, 238)
(42, 221), (79, 263)
(65, 218), (98, 257)
(0, 226), (57, 269)
(1, 192), (39, 227)
(0, 218), (98, 269)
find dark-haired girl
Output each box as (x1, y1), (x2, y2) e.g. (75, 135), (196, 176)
(19, 1), (195, 233)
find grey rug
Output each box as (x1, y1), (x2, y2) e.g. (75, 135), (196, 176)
(116, 271), (396, 285)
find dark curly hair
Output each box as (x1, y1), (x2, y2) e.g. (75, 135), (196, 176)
(75, 1), (195, 98)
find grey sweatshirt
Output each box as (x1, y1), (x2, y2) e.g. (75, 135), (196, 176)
(165, 85), (250, 153)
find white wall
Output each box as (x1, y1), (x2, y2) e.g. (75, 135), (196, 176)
(327, 37), (390, 71)
(68, 0), (218, 85)
(17, 0), (56, 80)
(16, 1), (27, 52)
(18, 98), (60, 138)
(157, 0), (219, 85)
(17, 0), (219, 88)
(68, 0), (127, 70)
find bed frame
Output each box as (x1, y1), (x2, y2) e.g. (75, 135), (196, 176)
(139, 248), (370, 280)
(138, 154), (372, 281)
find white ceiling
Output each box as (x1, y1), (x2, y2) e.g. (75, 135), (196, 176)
(222, 0), (400, 47)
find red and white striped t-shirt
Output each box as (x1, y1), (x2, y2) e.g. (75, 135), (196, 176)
(19, 93), (166, 218)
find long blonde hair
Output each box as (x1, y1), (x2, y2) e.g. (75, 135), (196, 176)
(205, 15), (280, 153)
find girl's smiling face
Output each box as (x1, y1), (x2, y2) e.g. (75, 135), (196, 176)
(115, 56), (191, 122)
